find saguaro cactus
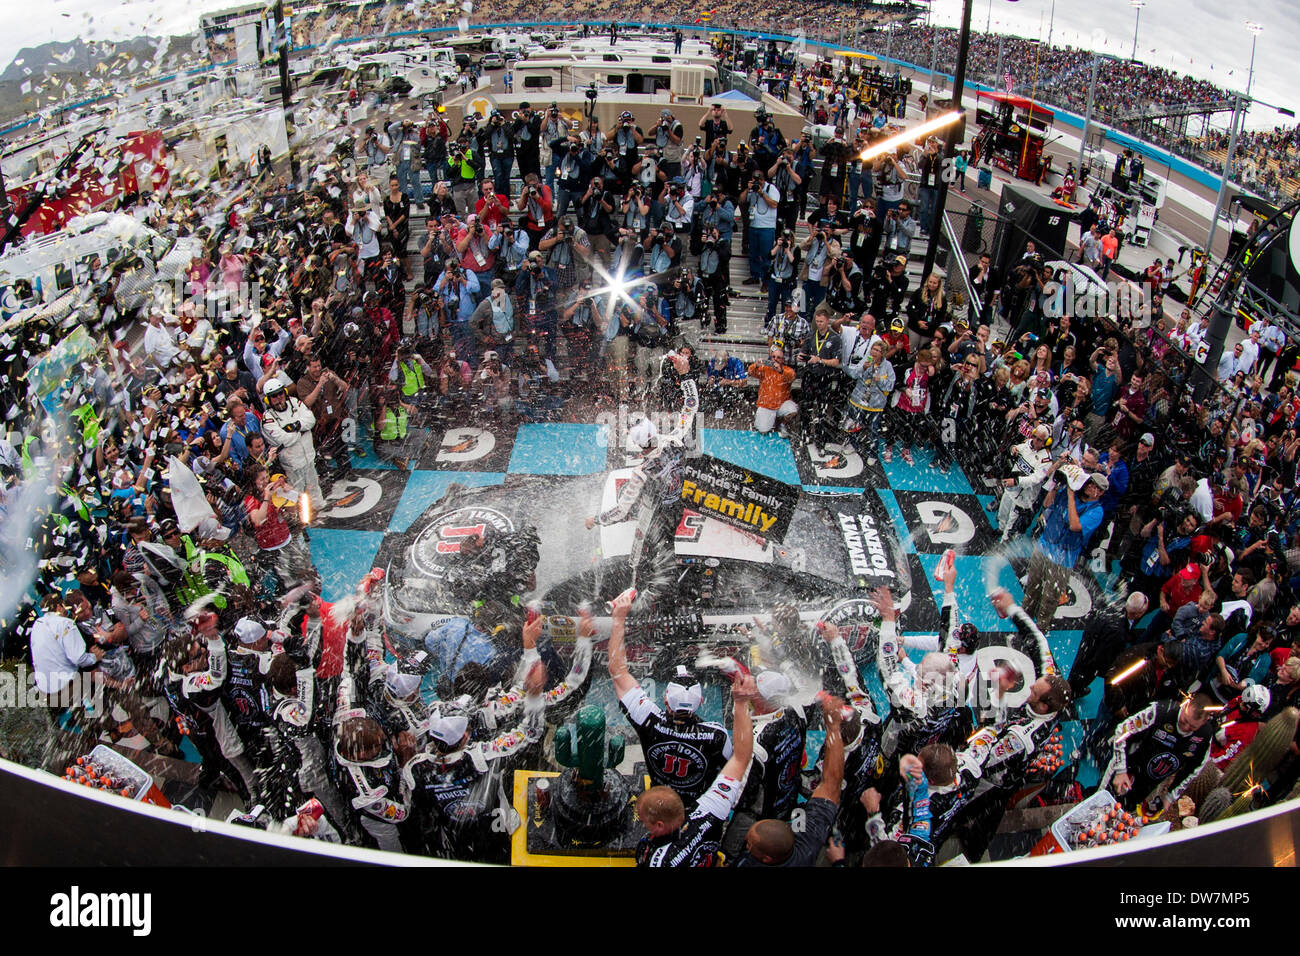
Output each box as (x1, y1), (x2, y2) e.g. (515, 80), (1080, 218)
(554, 705), (625, 787)
(1199, 787), (1233, 823)
(1221, 707), (1299, 795)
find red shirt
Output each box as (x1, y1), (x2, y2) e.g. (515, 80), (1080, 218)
(475, 192), (511, 229)
(244, 495), (291, 550)
(1160, 572), (1202, 615)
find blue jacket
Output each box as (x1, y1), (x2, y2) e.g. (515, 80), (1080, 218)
(1039, 489), (1103, 568)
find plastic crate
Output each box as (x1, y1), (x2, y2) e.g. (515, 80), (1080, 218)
(1050, 789), (1168, 851)
(85, 745), (155, 801)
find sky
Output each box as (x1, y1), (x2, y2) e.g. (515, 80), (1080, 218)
(1, 0), (1296, 130)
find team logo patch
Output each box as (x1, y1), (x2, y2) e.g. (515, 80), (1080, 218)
(1146, 752), (1181, 780)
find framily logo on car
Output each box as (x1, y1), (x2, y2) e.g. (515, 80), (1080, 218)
(49, 886), (151, 936)
(409, 506), (514, 580)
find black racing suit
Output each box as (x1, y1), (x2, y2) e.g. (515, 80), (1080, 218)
(1104, 699), (1213, 812)
(618, 683), (732, 804)
(637, 769), (745, 867)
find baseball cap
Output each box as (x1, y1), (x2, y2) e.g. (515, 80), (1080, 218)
(664, 665), (703, 714)
(1088, 472), (1109, 493)
(427, 711), (470, 746)
(384, 669), (422, 698)
(756, 669), (794, 703)
(527, 250), (543, 262)
(893, 255), (907, 267)
(1139, 433), (1155, 446)
(234, 618), (267, 645)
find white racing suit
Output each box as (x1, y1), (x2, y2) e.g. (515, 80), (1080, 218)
(996, 439), (1053, 541)
(262, 396), (324, 505)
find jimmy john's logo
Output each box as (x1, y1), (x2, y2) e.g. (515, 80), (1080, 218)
(410, 506), (514, 580)
(838, 512), (895, 581)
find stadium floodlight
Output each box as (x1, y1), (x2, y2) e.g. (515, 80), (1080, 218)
(1130, 0), (1145, 62)
(1245, 22), (1264, 97)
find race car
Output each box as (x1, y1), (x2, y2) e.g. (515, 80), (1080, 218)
(382, 470), (913, 677)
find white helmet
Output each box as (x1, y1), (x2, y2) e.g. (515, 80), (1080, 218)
(1240, 684), (1270, 715)
(263, 378), (287, 398)
(629, 417), (658, 450)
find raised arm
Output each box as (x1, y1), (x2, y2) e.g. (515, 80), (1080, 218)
(605, 588), (638, 696)
(721, 673), (757, 779)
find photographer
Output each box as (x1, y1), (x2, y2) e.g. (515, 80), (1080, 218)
(824, 252), (865, 316)
(408, 284), (447, 345)
(698, 102), (734, 149)
(553, 136), (590, 220)
(514, 172), (554, 249)
(631, 287), (673, 396)
(433, 257), (482, 365)
(652, 109), (685, 179)
(616, 181), (650, 238)
(452, 213), (500, 300)
(643, 221), (681, 286)
(477, 110), (518, 196)
(680, 142), (706, 200)
(740, 170), (780, 289)
(801, 220), (836, 315)
(474, 178), (511, 230)
(514, 251), (560, 361)
(768, 148), (803, 232)
(511, 102), (543, 180)
(498, 216), (533, 288)
(705, 136), (741, 202)
(359, 124), (390, 171)
(697, 224), (730, 334)
(873, 150), (908, 218)
(538, 215), (591, 291)
(883, 200), (919, 258)
(578, 175), (619, 263)
(748, 109), (786, 173)
(540, 104), (567, 192)
(613, 110), (644, 179)
(661, 177), (694, 231)
(446, 136), (482, 216)
(819, 127), (851, 206)
(766, 228), (800, 323)
(670, 266), (707, 332)
(470, 278), (517, 364)
(561, 281), (600, 379)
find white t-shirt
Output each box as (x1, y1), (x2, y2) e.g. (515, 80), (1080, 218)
(750, 182), (780, 229)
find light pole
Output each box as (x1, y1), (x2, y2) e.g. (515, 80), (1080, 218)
(1245, 21), (1264, 97)
(1077, 54), (1100, 175)
(1047, 0), (1055, 48)
(1129, 0), (1145, 62)
(921, 0), (974, 279)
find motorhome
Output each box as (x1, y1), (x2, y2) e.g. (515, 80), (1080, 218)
(514, 57), (719, 99)
(0, 212), (198, 314)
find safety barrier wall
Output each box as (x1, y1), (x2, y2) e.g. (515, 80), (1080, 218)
(1, 752), (1294, 866)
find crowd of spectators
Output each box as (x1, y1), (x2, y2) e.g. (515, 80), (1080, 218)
(2, 9), (1300, 867)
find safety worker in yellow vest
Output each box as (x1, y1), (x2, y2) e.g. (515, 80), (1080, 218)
(387, 338), (436, 420)
(373, 383), (423, 471)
